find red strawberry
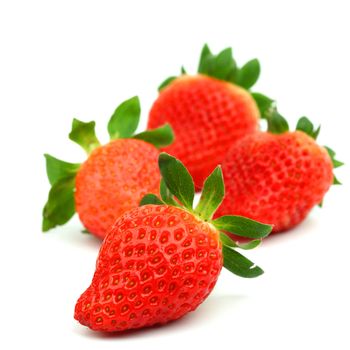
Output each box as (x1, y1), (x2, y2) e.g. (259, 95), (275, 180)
(216, 108), (342, 233)
(148, 44), (263, 189)
(74, 153), (272, 332)
(42, 97), (174, 238)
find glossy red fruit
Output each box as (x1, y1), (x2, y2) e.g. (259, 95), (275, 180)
(75, 139), (161, 238)
(74, 204), (222, 331)
(42, 96), (174, 238)
(216, 131), (334, 233)
(148, 75), (259, 189)
(74, 153), (272, 332)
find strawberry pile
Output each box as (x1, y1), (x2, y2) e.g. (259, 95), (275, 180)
(42, 44), (343, 333)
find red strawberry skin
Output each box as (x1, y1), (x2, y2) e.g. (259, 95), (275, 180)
(216, 131), (333, 233)
(74, 205), (222, 332)
(75, 139), (161, 239)
(148, 75), (259, 189)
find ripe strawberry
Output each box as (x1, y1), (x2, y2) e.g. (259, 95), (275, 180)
(74, 153), (272, 332)
(42, 97), (174, 238)
(148, 44), (264, 189)
(216, 105), (343, 233)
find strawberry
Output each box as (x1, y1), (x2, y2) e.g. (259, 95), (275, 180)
(216, 101), (343, 233)
(148, 44), (264, 189)
(42, 97), (174, 238)
(74, 153), (272, 332)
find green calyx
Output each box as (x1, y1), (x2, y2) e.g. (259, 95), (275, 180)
(249, 100), (344, 188)
(140, 153), (273, 278)
(158, 44), (261, 92)
(42, 157), (79, 232)
(289, 115), (343, 186)
(107, 96), (174, 147)
(42, 97), (174, 232)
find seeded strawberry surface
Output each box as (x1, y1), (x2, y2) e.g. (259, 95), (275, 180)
(216, 131), (334, 233)
(148, 75), (259, 189)
(74, 204), (222, 332)
(75, 139), (161, 238)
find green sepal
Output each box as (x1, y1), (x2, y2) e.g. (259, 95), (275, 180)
(333, 175), (342, 185)
(324, 146), (343, 185)
(140, 194), (164, 206)
(69, 119), (101, 154)
(133, 123), (174, 148)
(158, 153), (195, 211)
(220, 233), (261, 250)
(160, 179), (179, 207)
(251, 93), (289, 134)
(158, 77), (177, 92)
(222, 245), (264, 278)
(198, 44), (212, 74)
(107, 96), (141, 139)
(267, 109), (289, 134)
(195, 166), (224, 220)
(324, 147), (344, 169)
(81, 229), (91, 234)
(296, 116), (320, 139)
(198, 45), (237, 82)
(44, 154), (80, 186)
(235, 59), (260, 89)
(212, 215), (272, 239)
(251, 92), (275, 119)
(42, 176), (76, 232)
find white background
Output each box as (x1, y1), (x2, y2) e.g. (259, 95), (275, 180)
(1, 1), (349, 349)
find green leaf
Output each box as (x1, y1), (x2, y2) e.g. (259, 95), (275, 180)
(139, 194), (164, 206)
(296, 116), (313, 135)
(251, 92), (275, 119)
(251, 93), (289, 135)
(213, 215), (272, 239)
(296, 116), (320, 139)
(42, 176), (76, 232)
(181, 66), (187, 74)
(236, 59), (260, 89)
(222, 245), (264, 278)
(198, 44), (212, 73)
(107, 96), (141, 139)
(158, 77), (177, 92)
(211, 48), (236, 80)
(68, 119), (101, 154)
(324, 146), (344, 169)
(195, 166), (225, 220)
(160, 179), (179, 206)
(333, 175), (341, 185)
(158, 153), (195, 211)
(133, 123), (174, 148)
(220, 233), (261, 250)
(198, 45), (237, 82)
(44, 154), (80, 186)
(267, 109), (289, 134)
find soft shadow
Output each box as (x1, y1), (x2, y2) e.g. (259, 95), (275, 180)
(260, 216), (318, 247)
(44, 222), (102, 251)
(72, 294), (247, 340)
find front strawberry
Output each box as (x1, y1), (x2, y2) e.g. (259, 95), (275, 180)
(42, 97), (174, 238)
(74, 153), (272, 332)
